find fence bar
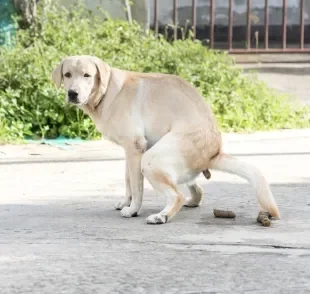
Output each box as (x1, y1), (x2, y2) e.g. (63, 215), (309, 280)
(210, 0), (214, 48)
(229, 48), (310, 53)
(264, 0), (269, 49)
(247, 0), (251, 49)
(154, 0), (158, 36)
(152, 0), (308, 54)
(173, 0), (178, 40)
(228, 0), (233, 50)
(282, 0), (287, 48)
(300, 0), (305, 48)
(192, 0), (196, 39)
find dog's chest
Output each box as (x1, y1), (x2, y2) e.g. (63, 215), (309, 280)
(95, 119), (123, 146)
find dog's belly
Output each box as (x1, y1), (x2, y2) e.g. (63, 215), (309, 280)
(144, 126), (170, 150)
(144, 132), (165, 150)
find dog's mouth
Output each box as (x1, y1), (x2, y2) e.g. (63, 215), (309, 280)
(68, 99), (79, 105)
(67, 97), (87, 106)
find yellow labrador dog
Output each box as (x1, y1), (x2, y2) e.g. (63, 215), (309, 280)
(52, 55), (280, 224)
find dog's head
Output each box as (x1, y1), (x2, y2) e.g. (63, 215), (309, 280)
(51, 55), (111, 108)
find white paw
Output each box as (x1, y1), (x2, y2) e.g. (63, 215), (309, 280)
(121, 206), (138, 218)
(183, 198), (200, 207)
(146, 213), (168, 225)
(115, 198), (131, 210)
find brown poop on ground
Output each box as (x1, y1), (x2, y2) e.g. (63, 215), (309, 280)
(206, 169), (272, 227)
(213, 209), (236, 218)
(256, 211), (271, 227)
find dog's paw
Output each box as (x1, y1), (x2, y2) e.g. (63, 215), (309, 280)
(115, 198), (131, 210)
(146, 213), (168, 225)
(183, 197), (200, 207)
(120, 207), (139, 218)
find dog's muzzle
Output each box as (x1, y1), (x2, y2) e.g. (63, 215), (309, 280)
(68, 89), (79, 104)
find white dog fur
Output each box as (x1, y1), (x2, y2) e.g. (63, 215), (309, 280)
(52, 55), (280, 224)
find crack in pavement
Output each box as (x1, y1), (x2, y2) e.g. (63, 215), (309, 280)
(2, 237), (308, 251)
(1, 152), (310, 165)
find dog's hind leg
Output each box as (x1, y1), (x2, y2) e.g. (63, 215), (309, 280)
(143, 168), (185, 225)
(183, 169), (211, 207)
(184, 182), (204, 207)
(141, 133), (200, 224)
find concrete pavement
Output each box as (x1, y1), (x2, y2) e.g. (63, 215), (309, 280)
(0, 129), (310, 293)
(237, 62), (310, 105)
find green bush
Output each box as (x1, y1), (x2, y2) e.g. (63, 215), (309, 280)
(0, 1), (309, 141)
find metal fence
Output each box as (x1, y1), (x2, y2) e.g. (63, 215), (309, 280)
(152, 0), (310, 53)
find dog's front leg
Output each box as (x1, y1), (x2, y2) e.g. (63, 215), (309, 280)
(115, 161), (132, 210)
(120, 152), (144, 218)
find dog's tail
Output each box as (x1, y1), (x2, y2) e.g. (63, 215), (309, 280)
(209, 153), (280, 219)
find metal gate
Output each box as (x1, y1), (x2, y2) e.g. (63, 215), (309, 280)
(152, 0), (310, 53)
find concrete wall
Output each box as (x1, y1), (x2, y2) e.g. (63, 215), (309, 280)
(59, 0), (148, 27)
(60, 0), (126, 19)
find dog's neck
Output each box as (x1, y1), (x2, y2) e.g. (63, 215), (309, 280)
(89, 86), (106, 111)
(79, 68), (126, 119)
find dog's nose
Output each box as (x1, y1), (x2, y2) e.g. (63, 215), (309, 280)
(68, 90), (79, 103)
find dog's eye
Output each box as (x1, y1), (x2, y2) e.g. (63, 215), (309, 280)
(64, 72), (71, 78)
(84, 73), (91, 78)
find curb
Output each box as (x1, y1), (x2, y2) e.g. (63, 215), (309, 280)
(222, 129), (310, 142)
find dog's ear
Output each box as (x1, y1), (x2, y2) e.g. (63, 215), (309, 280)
(91, 56), (111, 95)
(51, 60), (64, 88)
